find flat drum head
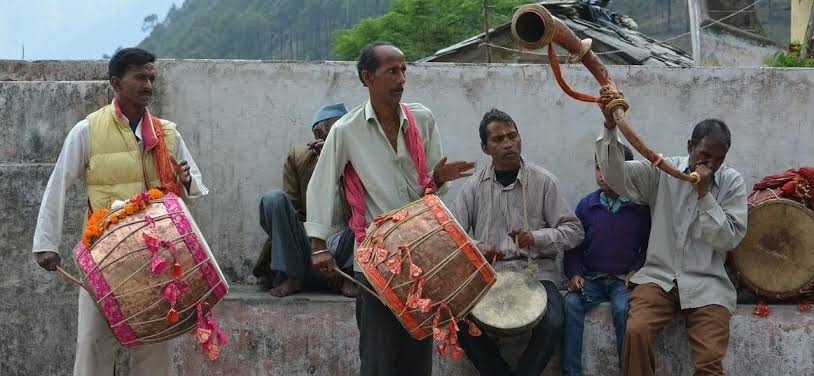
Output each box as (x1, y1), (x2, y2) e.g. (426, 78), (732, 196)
(470, 269), (547, 337)
(733, 198), (814, 299)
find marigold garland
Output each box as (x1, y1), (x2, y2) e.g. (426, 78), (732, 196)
(81, 189), (164, 246)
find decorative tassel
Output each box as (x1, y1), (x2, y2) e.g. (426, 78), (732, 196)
(465, 319), (482, 337)
(166, 308), (179, 323)
(386, 255), (404, 275)
(798, 297), (813, 313)
(171, 262), (183, 278)
(753, 301), (770, 317)
(196, 302), (228, 361)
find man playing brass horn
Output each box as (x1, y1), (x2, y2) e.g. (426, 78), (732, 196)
(596, 114), (747, 376)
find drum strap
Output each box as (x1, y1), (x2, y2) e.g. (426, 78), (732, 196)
(483, 164), (537, 276)
(343, 103), (435, 244)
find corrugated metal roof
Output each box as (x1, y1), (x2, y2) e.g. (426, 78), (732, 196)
(419, 0), (693, 67)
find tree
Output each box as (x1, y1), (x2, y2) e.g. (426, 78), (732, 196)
(142, 14), (159, 33)
(332, 0), (531, 61)
(137, 0), (394, 60)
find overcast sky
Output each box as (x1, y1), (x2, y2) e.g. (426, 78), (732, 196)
(0, 0), (181, 60)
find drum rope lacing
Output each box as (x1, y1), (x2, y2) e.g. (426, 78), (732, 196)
(354, 195), (489, 359)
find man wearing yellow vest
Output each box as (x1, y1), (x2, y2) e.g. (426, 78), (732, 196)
(31, 48), (208, 376)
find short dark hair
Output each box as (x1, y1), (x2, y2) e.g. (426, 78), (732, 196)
(691, 119), (731, 147)
(357, 41), (395, 86)
(479, 109), (518, 145)
(108, 48), (156, 80)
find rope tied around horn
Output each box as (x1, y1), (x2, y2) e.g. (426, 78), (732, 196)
(544, 43), (698, 185)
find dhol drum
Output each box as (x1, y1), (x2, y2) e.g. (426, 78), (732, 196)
(728, 188), (814, 300)
(355, 193), (497, 351)
(72, 189), (229, 358)
(469, 266), (548, 337)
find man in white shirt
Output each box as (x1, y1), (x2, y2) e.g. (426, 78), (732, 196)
(32, 48), (208, 376)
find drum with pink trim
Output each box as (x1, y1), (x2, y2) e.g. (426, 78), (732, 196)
(72, 189), (228, 358)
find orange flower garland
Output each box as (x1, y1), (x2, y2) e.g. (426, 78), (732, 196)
(81, 189), (164, 246)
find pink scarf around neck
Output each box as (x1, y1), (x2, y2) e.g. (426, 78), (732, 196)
(343, 103), (435, 243)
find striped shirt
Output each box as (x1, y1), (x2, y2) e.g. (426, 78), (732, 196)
(450, 161), (584, 282)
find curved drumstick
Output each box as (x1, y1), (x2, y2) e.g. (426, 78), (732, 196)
(56, 265), (89, 292)
(332, 266), (383, 299)
(511, 4), (700, 185)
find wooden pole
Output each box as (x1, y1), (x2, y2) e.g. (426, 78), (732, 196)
(483, 0), (492, 63)
(688, 0), (703, 66)
(805, 2), (814, 55)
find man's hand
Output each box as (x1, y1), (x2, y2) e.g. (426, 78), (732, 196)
(432, 157), (475, 187)
(476, 242), (504, 264)
(568, 274), (586, 292)
(307, 139), (325, 155)
(311, 251), (338, 278)
(172, 157), (192, 190)
(692, 164), (714, 198)
(624, 270), (637, 288)
(310, 238), (337, 278)
(508, 228), (535, 249)
(35, 251), (61, 272)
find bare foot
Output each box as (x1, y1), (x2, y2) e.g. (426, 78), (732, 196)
(270, 278), (303, 297)
(340, 279), (358, 298)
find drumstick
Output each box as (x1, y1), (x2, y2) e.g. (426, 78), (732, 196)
(331, 266), (381, 298)
(56, 265), (88, 291)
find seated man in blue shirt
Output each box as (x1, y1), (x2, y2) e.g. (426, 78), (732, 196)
(561, 145), (651, 376)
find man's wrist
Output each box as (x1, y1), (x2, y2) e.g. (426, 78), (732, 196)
(433, 173), (442, 188)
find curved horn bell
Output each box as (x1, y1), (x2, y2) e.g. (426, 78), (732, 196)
(511, 4), (556, 50)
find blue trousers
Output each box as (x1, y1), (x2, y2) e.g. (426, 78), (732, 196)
(561, 277), (631, 376)
(258, 189), (353, 287)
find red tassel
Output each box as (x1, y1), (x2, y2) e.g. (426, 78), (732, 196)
(753, 301), (770, 317)
(466, 320), (482, 337)
(798, 298), (813, 313)
(167, 308), (179, 323)
(171, 262), (183, 278)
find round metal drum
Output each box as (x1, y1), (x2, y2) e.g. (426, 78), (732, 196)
(730, 195), (814, 300)
(470, 269), (547, 337)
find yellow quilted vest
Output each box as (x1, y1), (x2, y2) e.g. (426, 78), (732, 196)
(85, 104), (177, 210)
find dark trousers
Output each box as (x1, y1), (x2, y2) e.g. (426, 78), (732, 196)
(355, 273), (432, 376)
(458, 280), (564, 376)
(259, 189), (353, 287)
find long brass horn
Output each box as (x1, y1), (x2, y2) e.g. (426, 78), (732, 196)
(510, 4), (699, 185)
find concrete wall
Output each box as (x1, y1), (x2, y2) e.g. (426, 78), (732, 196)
(2, 60), (814, 375)
(700, 24), (780, 66)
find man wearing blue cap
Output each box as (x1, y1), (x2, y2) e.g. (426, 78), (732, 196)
(253, 103), (357, 297)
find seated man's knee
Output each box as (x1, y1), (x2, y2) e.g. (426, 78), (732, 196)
(262, 189), (288, 207)
(564, 293), (584, 315)
(542, 302), (565, 333)
(611, 300), (630, 319)
(625, 315), (648, 338)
